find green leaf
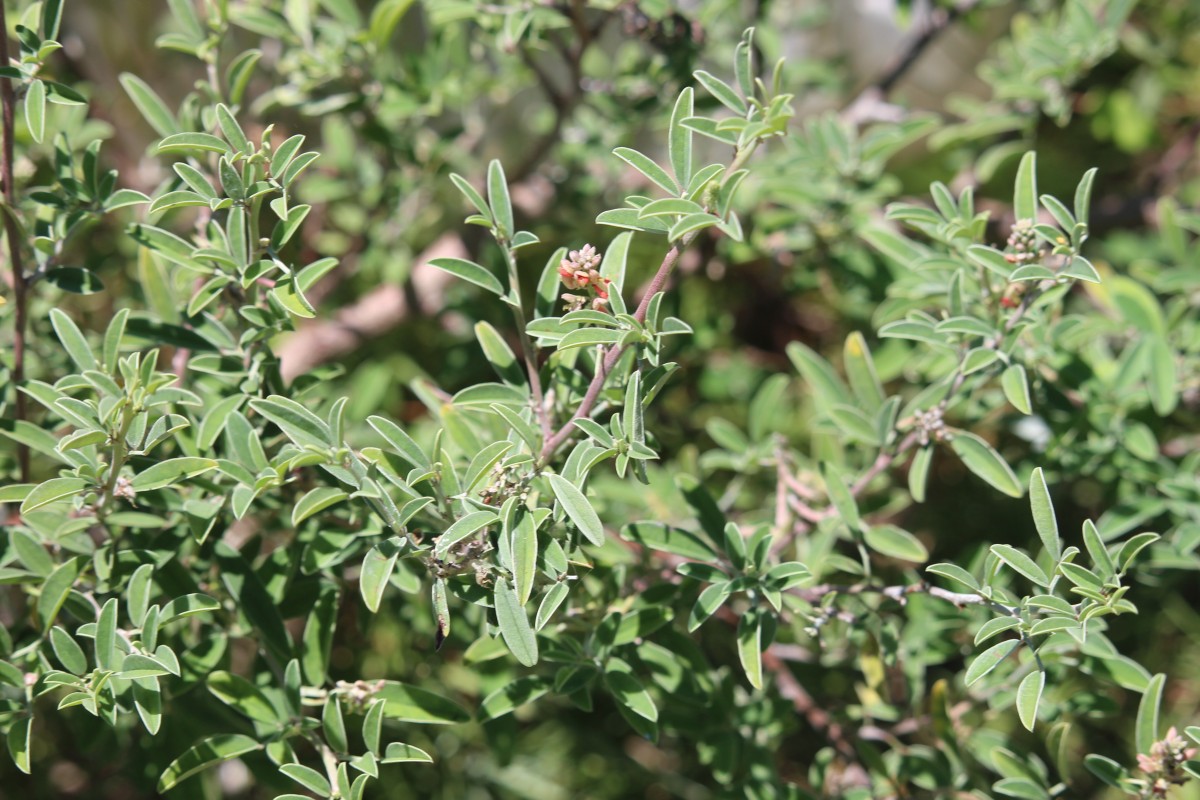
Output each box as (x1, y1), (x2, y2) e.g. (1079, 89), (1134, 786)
(510, 506), (537, 605)
(49, 308), (97, 371)
(130, 457), (218, 491)
(1118, 532), (1160, 571)
(548, 474), (604, 546)
(604, 660), (658, 723)
(374, 681), (469, 724)
(119, 73), (178, 137)
(160, 593), (220, 623)
(688, 581), (731, 631)
(557, 327), (623, 351)
(737, 608), (764, 689)
(637, 198), (705, 218)
(214, 103), (250, 153)
(362, 700), (385, 755)
(843, 332), (885, 412)
(7, 716), (30, 774)
(1013, 151), (1037, 222)
(24, 79), (45, 142)
(41, 267), (103, 296)
(480, 675), (550, 720)
(965, 638), (1019, 686)
(1136, 673), (1166, 755)
(668, 212), (719, 242)
(207, 670), (282, 724)
(158, 734), (261, 792)
(20, 476), (87, 514)
(428, 257), (503, 296)
(475, 321), (524, 385)
(623, 522), (717, 561)
(821, 464), (860, 530)
(225, 48), (262, 105)
(950, 432), (1022, 498)
(487, 160), (513, 237)
(449, 172), (491, 221)
(1084, 754), (1127, 788)
(1074, 167), (1098, 226)
(156, 132), (231, 155)
(1148, 335), (1178, 416)
(380, 743), (433, 764)
(302, 586), (338, 684)
(95, 597), (119, 671)
(1082, 520), (1115, 578)
(50, 626), (87, 674)
(435, 511), (498, 557)
(292, 487), (349, 526)
(1001, 364), (1032, 414)
(249, 395), (332, 448)
(613, 147), (677, 194)
(1028, 468), (1061, 560)
(669, 87), (693, 188)
(280, 764), (331, 796)
(1016, 670), (1045, 731)
(909, 446), (933, 503)
(360, 539), (402, 613)
(693, 70), (746, 114)
(367, 415), (429, 471)
(991, 544), (1050, 587)
(323, 695), (348, 753)
(535, 582), (569, 631)
(786, 341), (851, 411)
(967, 244), (1015, 278)
(494, 578), (537, 667)
(864, 525), (928, 563)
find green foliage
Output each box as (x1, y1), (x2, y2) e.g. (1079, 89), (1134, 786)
(1, 1), (1199, 799)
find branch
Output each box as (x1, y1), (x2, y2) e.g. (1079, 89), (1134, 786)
(0, 6), (29, 481)
(793, 581), (1017, 616)
(841, 0), (982, 125)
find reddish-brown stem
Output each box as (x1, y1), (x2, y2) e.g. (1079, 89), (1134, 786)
(537, 242), (684, 464)
(0, 6), (29, 482)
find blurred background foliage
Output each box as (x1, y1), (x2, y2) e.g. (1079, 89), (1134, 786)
(2, 0), (1199, 797)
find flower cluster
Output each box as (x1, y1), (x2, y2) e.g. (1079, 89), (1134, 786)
(558, 244), (612, 312)
(1137, 727), (1197, 797)
(1004, 219), (1042, 265)
(914, 407), (950, 446)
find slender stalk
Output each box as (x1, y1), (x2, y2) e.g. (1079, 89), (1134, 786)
(500, 242), (552, 441)
(0, 6), (29, 481)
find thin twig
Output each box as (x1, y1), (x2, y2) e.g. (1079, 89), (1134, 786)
(0, 6), (29, 481)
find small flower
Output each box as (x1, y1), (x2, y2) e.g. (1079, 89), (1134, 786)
(559, 244), (613, 313)
(1137, 727), (1197, 796)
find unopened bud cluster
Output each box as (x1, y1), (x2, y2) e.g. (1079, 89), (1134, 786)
(1137, 727), (1196, 797)
(335, 679), (386, 714)
(479, 463), (530, 507)
(558, 244), (612, 312)
(1004, 220), (1042, 265)
(914, 407), (949, 446)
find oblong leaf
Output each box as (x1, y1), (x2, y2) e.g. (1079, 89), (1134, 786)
(427, 257), (503, 296)
(548, 474), (604, 546)
(964, 638), (1020, 686)
(950, 432), (1022, 498)
(494, 578), (538, 667)
(1016, 670), (1045, 731)
(157, 734), (261, 792)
